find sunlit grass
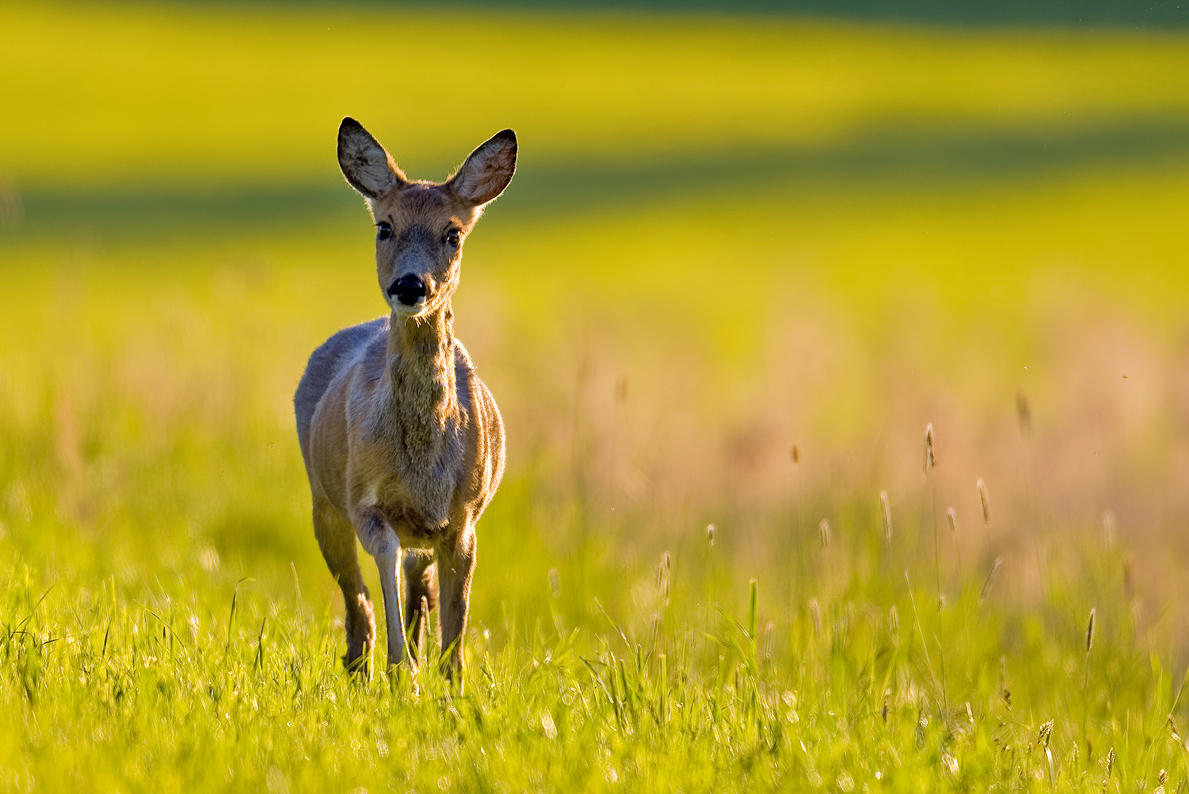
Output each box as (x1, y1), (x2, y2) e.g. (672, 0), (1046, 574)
(4, 163), (1189, 787)
(1, 470), (1178, 791)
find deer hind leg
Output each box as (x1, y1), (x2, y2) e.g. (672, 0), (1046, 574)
(312, 496), (375, 678)
(403, 551), (438, 663)
(436, 527), (476, 690)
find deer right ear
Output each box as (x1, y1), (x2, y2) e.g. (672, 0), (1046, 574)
(337, 118), (406, 199)
(450, 129), (517, 206)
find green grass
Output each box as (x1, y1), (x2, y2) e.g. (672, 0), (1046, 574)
(4, 2), (1189, 791)
(2, 503), (1181, 791)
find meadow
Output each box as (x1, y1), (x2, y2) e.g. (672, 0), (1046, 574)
(3, 2), (1189, 790)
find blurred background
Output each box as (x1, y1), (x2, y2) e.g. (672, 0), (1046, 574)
(2, 1), (1188, 655)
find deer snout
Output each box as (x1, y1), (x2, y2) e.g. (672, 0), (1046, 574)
(387, 274), (427, 307)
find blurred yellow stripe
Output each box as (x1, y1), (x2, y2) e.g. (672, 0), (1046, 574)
(3, 2), (1189, 188)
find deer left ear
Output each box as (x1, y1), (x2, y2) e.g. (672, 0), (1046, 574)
(450, 130), (517, 206)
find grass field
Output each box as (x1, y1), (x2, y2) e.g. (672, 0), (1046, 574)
(3, 2), (1189, 790)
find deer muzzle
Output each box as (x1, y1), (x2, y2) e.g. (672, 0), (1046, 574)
(387, 274), (427, 307)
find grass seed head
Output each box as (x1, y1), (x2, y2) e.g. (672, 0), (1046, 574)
(1086, 608), (1096, 653)
(946, 507), (958, 536)
(706, 523), (716, 548)
(977, 478), (991, 529)
(819, 519), (831, 548)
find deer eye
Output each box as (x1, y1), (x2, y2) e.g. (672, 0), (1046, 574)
(444, 228), (461, 247)
(376, 221), (393, 241)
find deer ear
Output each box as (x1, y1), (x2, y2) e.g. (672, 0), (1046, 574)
(338, 118), (406, 199)
(450, 130), (517, 206)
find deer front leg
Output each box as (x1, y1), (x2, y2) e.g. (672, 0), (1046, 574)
(350, 504), (413, 672)
(436, 527), (476, 689)
(312, 495), (375, 678)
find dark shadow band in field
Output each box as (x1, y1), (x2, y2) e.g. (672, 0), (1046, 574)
(171, 0), (1189, 29)
(6, 119), (1189, 240)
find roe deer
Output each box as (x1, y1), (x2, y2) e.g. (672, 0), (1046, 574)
(295, 118), (513, 685)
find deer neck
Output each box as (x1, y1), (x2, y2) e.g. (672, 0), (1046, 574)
(383, 303), (459, 459)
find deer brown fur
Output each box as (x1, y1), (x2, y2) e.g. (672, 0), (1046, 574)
(294, 118), (513, 686)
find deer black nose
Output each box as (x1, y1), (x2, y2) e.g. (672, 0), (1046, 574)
(387, 274), (427, 306)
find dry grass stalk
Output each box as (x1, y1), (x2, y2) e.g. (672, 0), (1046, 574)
(923, 423), (937, 475)
(947, 506), (964, 579)
(1016, 391), (1032, 436)
(808, 599), (823, 637)
(819, 519), (831, 549)
(761, 621), (775, 661)
(880, 491), (892, 542)
(657, 552), (672, 602)
(924, 422), (940, 601)
(979, 557), (1003, 605)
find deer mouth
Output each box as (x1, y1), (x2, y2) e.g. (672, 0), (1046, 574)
(390, 300), (427, 317)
